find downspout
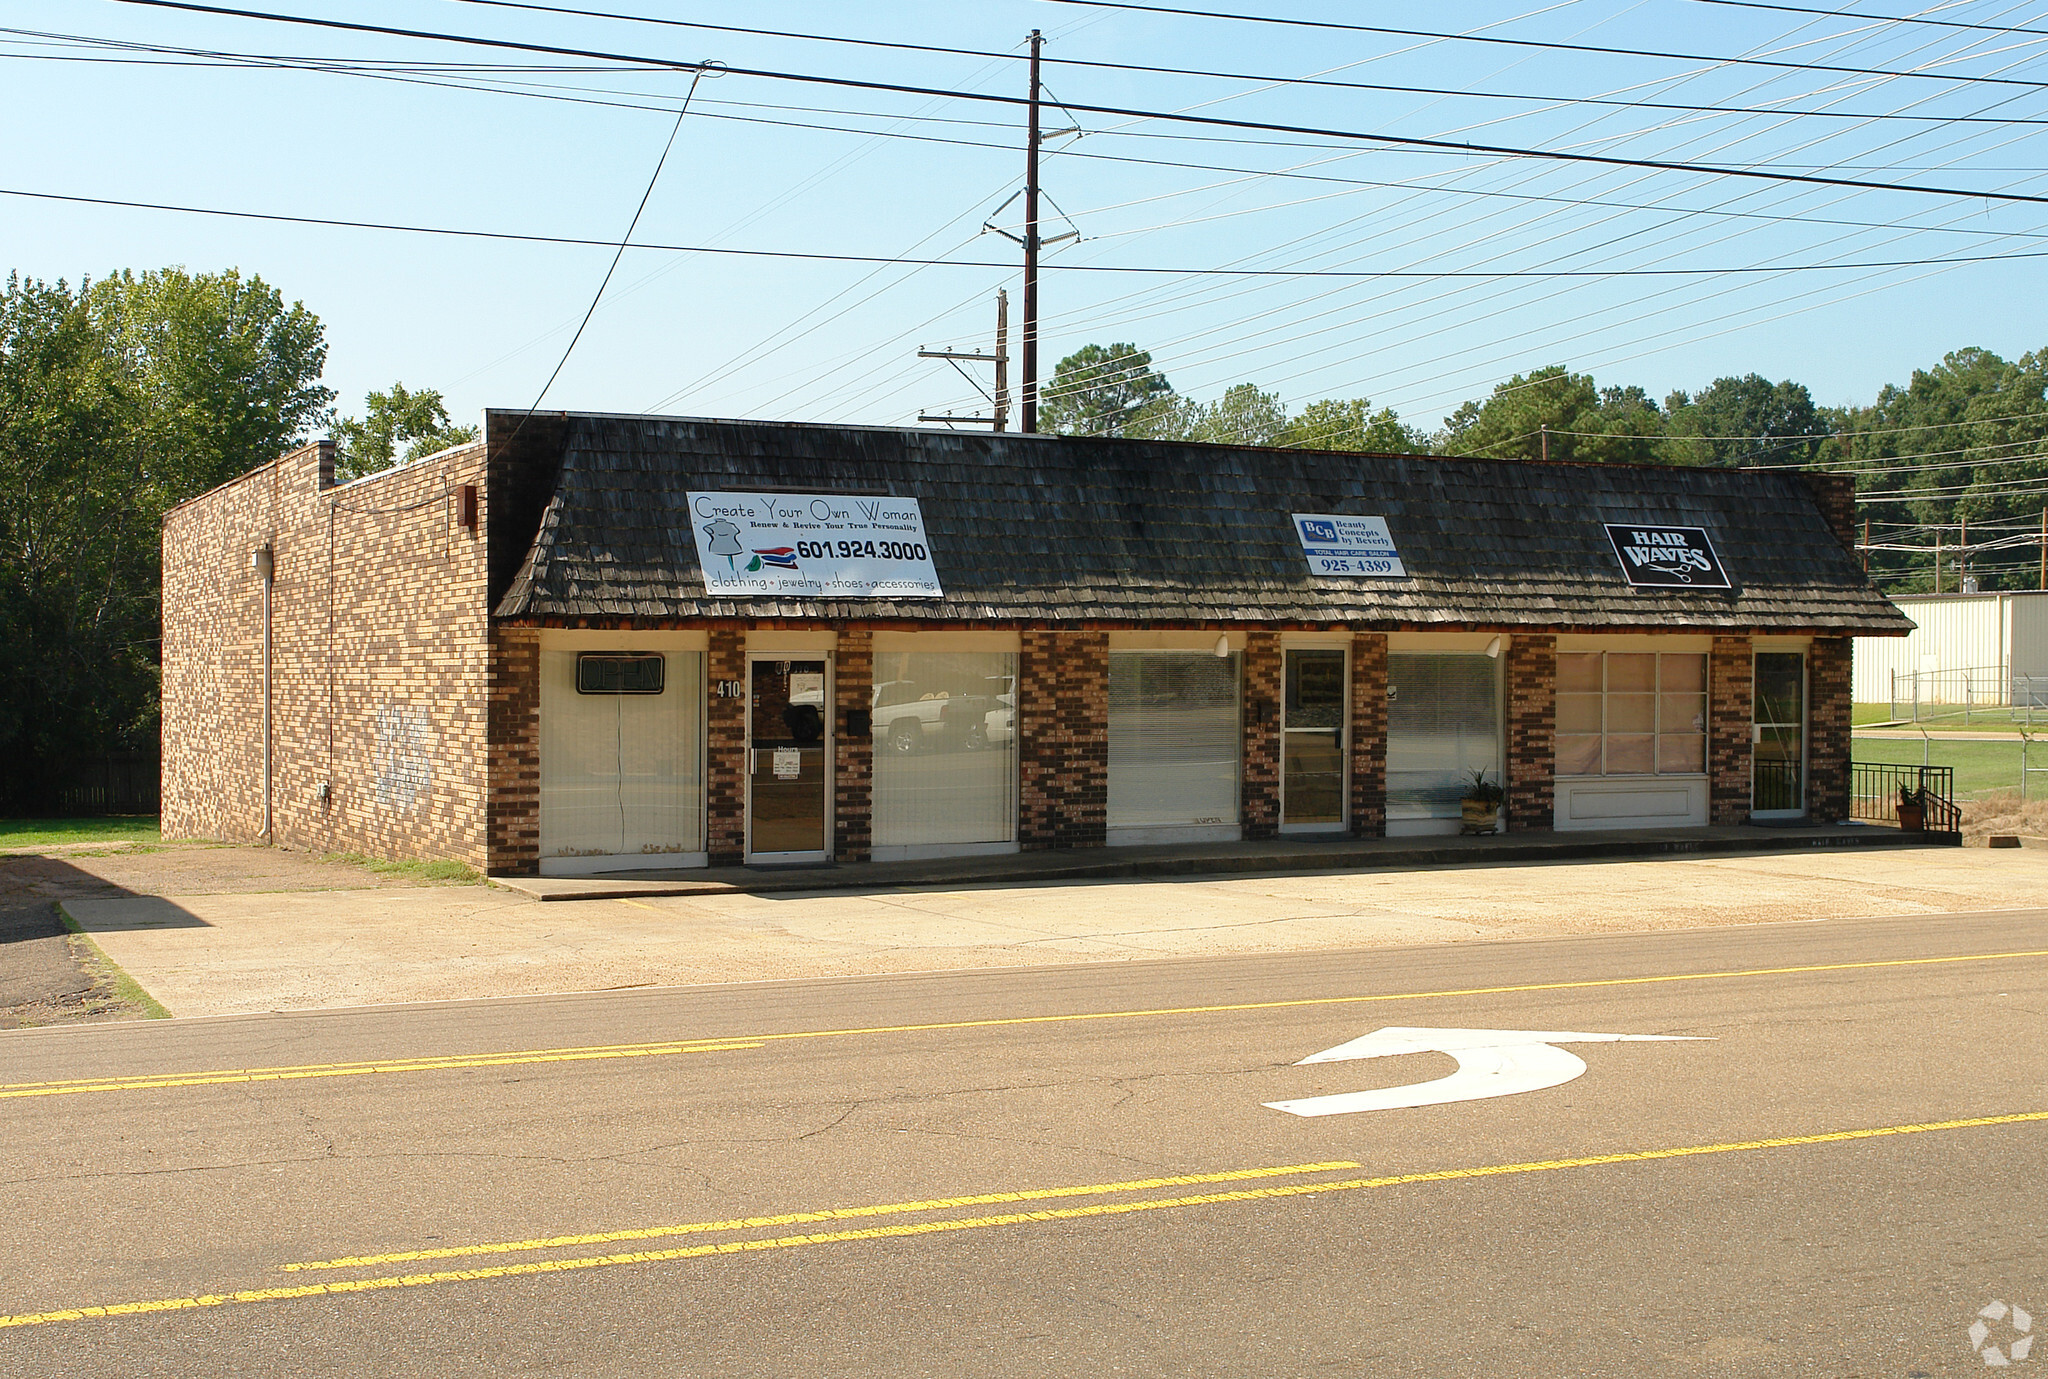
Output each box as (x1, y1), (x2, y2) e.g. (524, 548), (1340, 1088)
(254, 544), (275, 841)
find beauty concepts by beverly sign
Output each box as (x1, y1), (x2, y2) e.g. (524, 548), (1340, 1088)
(688, 491), (944, 598)
(1603, 523), (1732, 589)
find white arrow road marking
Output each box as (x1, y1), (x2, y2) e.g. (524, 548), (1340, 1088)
(1264, 1027), (1712, 1117)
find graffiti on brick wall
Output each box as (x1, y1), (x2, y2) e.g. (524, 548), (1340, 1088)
(374, 704), (434, 812)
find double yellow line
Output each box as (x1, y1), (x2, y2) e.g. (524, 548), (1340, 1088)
(4, 1112), (2044, 1332)
(4, 946), (2044, 1103)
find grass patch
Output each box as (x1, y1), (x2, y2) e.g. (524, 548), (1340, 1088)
(322, 851), (481, 885)
(1852, 736), (2042, 797)
(0, 816), (161, 847)
(54, 904), (171, 1020)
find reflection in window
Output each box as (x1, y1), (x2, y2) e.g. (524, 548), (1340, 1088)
(1387, 654), (1499, 819)
(870, 650), (1017, 848)
(540, 650), (705, 859)
(1109, 652), (1242, 828)
(1556, 651), (1707, 777)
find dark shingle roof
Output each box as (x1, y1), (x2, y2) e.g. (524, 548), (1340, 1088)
(489, 412), (1909, 633)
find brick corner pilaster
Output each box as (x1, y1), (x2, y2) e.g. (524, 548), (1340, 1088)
(833, 627), (873, 862)
(1019, 630), (1107, 850)
(486, 625), (541, 876)
(1241, 630), (1281, 840)
(1349, 633), (1388, 838)
(1504, 634), (1557, 832)
(706, 629), (746, 864)
(1709, 635), (1754, 826)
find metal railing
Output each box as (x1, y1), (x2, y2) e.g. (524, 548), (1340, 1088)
(1849, 762), (1960, 834)
(1753, 758), (1802, 813)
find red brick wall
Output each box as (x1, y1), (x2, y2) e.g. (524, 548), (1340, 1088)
(1799, 472), (1859, 557)
(487, 627), (539, 874)
(162, 440), (491, 868)
(1505, 634), (1557, 832)
(1349, 634), (1389, 837)
(1709, 635), (1754, 826)
(706, 629), (746, 864)
(1019, 630), (1107, 849)
(833, 629), (874, 862)
(1241, 631), (1282, 839)
(1808, 637), (1853, 822)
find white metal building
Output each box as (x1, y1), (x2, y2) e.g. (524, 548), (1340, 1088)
(1852, 591), (2048, 706)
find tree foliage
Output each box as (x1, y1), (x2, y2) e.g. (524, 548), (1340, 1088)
(332, 382), (478, 482)
(1040, 343), (1172, 437)
(0, 269), (332, 809)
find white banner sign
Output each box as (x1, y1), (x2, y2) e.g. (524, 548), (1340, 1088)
(1291, 513), (1406, 578)
(688, 491), (943, 598)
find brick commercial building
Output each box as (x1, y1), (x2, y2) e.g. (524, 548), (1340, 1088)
(161, 410), (1910, 876)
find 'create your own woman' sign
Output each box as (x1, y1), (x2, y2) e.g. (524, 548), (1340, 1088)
(688, 491), (943, 598)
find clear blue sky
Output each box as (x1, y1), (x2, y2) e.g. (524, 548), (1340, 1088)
(5, 0), (2045, 437)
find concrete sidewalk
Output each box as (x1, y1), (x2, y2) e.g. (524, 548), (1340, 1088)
(58, 838), (2048, 1020)
(492, 821), (1937, 901)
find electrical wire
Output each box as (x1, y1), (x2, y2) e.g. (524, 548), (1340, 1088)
(1028, 0), (2048, 88)
(97, 0), (2048, 206)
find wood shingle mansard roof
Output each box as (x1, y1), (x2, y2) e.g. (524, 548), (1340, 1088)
(486, 410), (1910, 634)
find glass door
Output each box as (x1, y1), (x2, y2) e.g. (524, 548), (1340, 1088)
(747, 657), (830, 860)
(1753, 651), (1806, 817)
(1281, 648), (1346, 830)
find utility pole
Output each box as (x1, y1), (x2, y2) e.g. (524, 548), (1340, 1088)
(1540, 424), (1549, 463)
(915, 290), (1009, 430)
(993, 288), (1010, 432)
(2039, 509), (2045, 591)
(1862, 516), (1870, 575)
(1021, 28), (1043, 434)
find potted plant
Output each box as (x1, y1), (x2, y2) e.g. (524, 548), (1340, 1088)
(1461, 769), (1507, 835)
(1897, 782), (1926, 832)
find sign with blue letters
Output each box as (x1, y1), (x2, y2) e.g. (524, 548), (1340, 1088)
(1291, 513), (1406, 578)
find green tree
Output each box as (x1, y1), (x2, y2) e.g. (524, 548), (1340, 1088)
(86, 267), (333, 499)
(1040, 342), (1173, 437)
(1280, 397), (1425, 453)
(1435, 366), (1663, 465)
(0, 267), (333, 808)
(1662, 374), (1829, 467)
(331, 382), (479, 482)
(0, 276), (156, 804)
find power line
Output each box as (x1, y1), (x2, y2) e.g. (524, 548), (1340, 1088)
(100, 0), (2048, 207)
(410, 1), (2048, 127)
(1029, 0), (2048, 89)
(1681, 0), (2048, 39)
(19, 182), (2048, 276)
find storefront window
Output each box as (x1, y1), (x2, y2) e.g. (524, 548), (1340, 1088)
(871, 651), (1017, 848)
(1556, 652), (1707, 777)
(1387, 654), (1499, 819)
(1108, 651), (1242, 828)
(539, 649), (705, 858)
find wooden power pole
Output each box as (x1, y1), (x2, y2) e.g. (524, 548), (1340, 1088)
(1021, 29), (1044, 434)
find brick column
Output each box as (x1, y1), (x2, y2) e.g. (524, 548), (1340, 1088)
(1807, 636), (1853, 823)
(1708, 635), (1753, 826)
(486, 626), (540, 875)
(706, 628), (746, 864)
(1349, 633), (1388, 837)
(1241, 630), (1282, 839)
(1505, 634), (1556, 832)
(1018, 630), (1107, 849)
(833, 627), (873, 862)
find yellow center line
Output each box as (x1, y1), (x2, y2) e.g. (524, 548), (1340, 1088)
(4, 945), (2043, 1101)
(3, 1110), (2040, 1332)
(0, 1043), (766, 1100)
(279, 1161), (1364, 1271)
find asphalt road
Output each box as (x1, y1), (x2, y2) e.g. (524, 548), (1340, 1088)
(0, 909), (2041, 1377)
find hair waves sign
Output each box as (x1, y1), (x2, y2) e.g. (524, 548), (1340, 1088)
(1604, 524), (1731, 589)
(688, 491), (943, 598)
